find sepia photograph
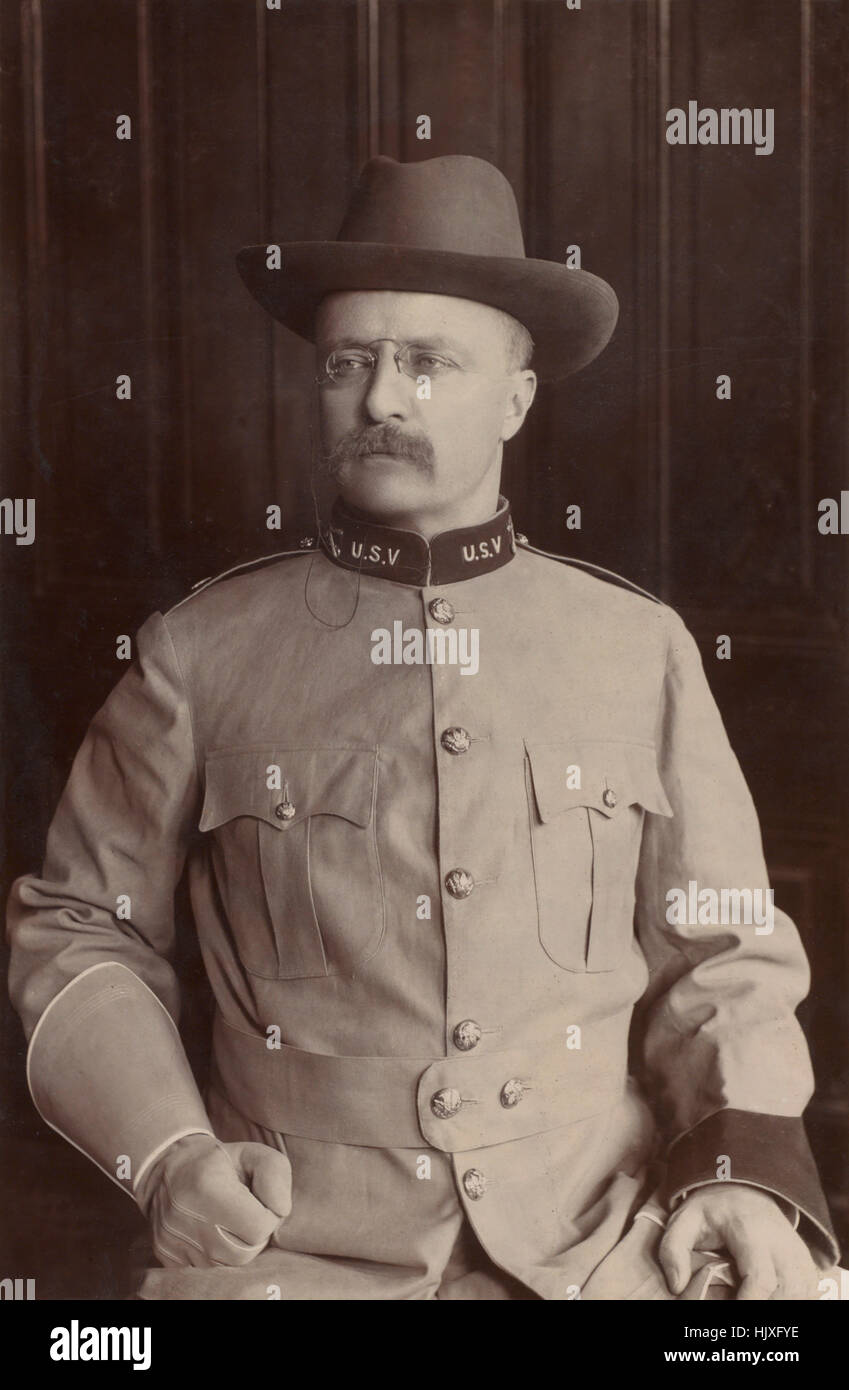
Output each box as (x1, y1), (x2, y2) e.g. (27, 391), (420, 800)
(2, 0), (849, 1350)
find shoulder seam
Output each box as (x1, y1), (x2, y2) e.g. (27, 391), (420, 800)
(165, 546), (314, 615)
(158, 611), (202, 786)
(517, 541), (665, 606)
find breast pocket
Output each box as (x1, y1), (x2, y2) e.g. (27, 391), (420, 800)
(200, 746), (384, 980)
(525, 740), (673, 973)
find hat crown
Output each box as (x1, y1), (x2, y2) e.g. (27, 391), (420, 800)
(236, 153), (619, 379)
(337, 155), (526, 258)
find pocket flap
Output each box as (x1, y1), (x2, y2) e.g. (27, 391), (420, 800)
(200, 746), (378, 832)
(525, 740), (673, 822)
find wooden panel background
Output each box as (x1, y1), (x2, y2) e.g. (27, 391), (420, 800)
(1, 0), (847, 1291)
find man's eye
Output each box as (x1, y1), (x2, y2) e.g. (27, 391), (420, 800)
(331, 354), (371, 376)
(411, 353), (455, 375)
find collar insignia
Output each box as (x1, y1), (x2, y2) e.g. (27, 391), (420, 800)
(320, 496), (516, 586)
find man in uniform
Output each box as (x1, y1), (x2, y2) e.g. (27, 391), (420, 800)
(7, 155), (840, 1300)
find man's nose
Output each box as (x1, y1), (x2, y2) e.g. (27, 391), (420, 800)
(362, 351), (410, 422)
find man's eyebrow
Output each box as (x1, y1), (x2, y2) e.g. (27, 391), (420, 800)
(317, 334), (464, 353)
(407, 336), (461, 352)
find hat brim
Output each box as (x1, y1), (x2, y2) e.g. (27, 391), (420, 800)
(235, 242), (618, 381)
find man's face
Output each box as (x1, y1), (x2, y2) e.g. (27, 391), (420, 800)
(314, 290), (536, 534)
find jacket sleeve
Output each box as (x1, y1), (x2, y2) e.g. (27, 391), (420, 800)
(6, 611), (214, 1194)
(630, 607), (838, 1263)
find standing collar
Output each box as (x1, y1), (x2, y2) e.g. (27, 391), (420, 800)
(319, 496), (516, 586)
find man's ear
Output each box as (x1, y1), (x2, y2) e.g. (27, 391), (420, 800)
(501, 370), (537, 443)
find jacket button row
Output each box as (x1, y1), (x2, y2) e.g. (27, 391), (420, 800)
(431, 1078), (527, 1120)
(452, 1019), (482, 1051)
(428, 597), (455, 625)
(445, 868), (475, 899)
(441, 727), (471, 755)
(462, 1169), (488, 1200)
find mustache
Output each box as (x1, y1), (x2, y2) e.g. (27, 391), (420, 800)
(321, 424), (435, 476)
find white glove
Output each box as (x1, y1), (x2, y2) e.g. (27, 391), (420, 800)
(136, 1133), (293, 1268)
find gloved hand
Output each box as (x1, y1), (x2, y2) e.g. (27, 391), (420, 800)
(135, 1133), (293, 1268)
(660, 1183), (820, 1300)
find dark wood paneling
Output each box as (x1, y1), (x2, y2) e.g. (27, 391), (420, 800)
(808, 0), (849, 636)
(387, 0), (504, 162)
(265, 0), (364, 534)
(35, 2), (151, 587)
(170, 0), (269, 576)
(520, 0), (662, 590)
(666, 1), (804, 612)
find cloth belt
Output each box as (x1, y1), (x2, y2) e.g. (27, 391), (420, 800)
(211, 1012), (628, 1151)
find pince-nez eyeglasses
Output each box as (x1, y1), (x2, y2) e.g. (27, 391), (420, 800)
(315, 338), (511, 388)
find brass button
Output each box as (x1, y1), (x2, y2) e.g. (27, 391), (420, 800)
(500, 1078), (527, 1109)
(453, 1020), (482, 1052)
(430, 1087), (462, 1119)
(462, 1168), (487, 1200)
(429, 597), (455, 625)
(298, 536), (316, 549)
(602, 788), (617, 809)
(441, 727), (471, 756)
(445, 868), (475, 899)
(514, 532), (529, 545)
(275, 801), (296, 821)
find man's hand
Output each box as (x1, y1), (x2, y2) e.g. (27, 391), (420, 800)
(135, 1133), (293, 1269)
(659, 1182), (820, 1300)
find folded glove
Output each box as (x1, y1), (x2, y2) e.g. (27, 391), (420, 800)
(136, 1133), (293, 1269)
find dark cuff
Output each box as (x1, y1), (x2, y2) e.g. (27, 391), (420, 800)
(663, 1109), (840, 1266)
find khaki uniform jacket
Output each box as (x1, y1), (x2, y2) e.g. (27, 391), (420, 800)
(7, 500), (837, 1299)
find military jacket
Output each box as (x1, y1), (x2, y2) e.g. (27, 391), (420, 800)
(7, 498), (837, 1299)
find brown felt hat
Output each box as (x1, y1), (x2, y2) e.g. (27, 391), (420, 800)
(236, 155), (618, 381)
